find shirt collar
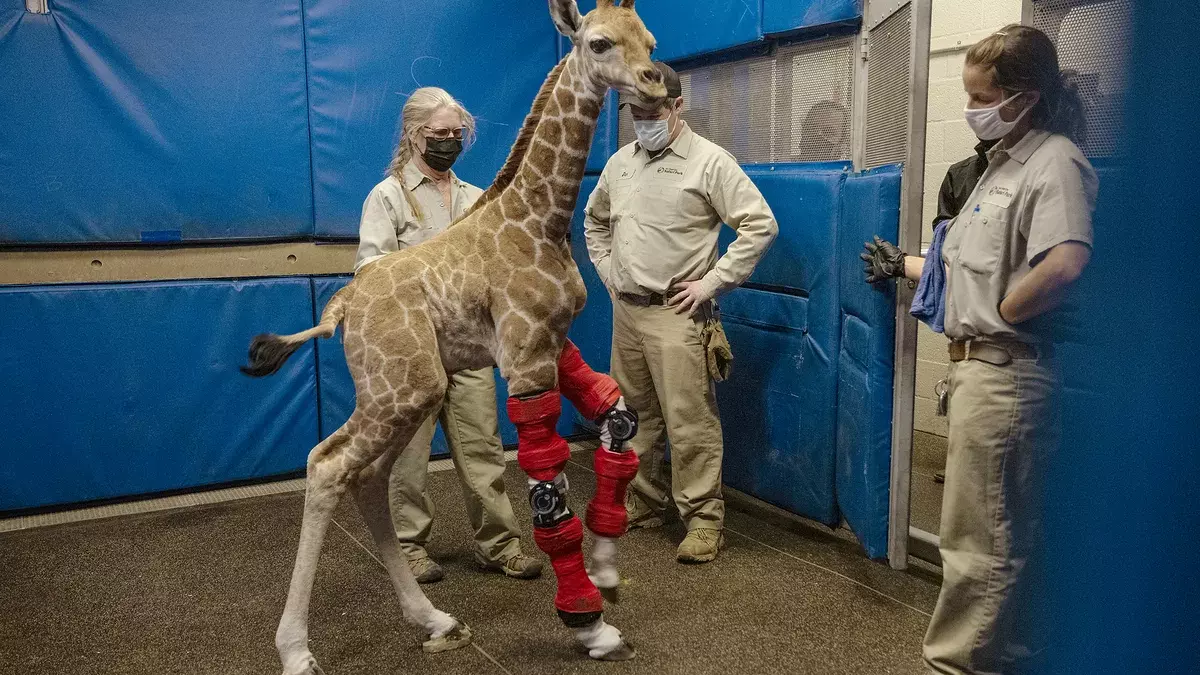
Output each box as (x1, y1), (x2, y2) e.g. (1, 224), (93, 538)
(401, 159), (460, 191)
(636, 122), (693, 160)
(989, 128), (1051, 165)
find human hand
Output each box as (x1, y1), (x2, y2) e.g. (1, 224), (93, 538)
(860, 235), (907, 284)
(669, 280), (712, 317)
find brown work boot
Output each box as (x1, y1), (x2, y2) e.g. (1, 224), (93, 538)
(676, 528), (725, 564)
(477, 552), (543, 580)
(625, 493), (664, 530)
(407, 552), (445, 584)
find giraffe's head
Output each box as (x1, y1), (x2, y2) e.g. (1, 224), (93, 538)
(550, 0), (666, 107)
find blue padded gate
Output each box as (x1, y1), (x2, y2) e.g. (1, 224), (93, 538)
(0, 278), (319, 512)
(717, 165), (848, 526)
(835, 165), (900, 559)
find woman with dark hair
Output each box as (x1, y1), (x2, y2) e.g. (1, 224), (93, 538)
(862, 25), (1096, 673)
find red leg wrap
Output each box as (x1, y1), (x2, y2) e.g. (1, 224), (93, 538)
(586, 447), (641, 538)
(507, 390), (570, 482)
(558, 340), (621, 421)
(533, 516), (604, 615)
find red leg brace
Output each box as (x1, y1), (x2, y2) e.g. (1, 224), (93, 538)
(507, 390), (570, 482)
(533, 516), (604, 616)
(586, 447), (641, 538)
(558, 340), (620, 421)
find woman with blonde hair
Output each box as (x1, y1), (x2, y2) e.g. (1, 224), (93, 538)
(355, 86), (542, 583)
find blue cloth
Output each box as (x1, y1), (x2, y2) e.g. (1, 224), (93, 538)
(911, 218), (950, 333)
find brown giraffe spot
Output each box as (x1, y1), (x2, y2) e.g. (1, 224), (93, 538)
(527, 139), (557, 177)
(500, 190), (531, 221)
(579, 97), (601, 118)
(563, 118), (591, 151)
(498, 226), (537, 267)
(526, 181), (551, 213)
(554, 89), (576, 115)
(541, 117), (564, 146)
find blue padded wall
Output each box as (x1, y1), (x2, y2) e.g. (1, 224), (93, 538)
(761, 0), (860, 36)
(715, 165), (848, 526)
(835, 165), (900, 559)
(0, 0), (313, 244)
(636, 0), (762, 62)
(312, 276), (581, 454)
(304, 0), (559, 239)
(0, 278), (318, 511)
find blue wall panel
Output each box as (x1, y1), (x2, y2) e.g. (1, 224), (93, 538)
(304, 0), (559, 238)
(0, 1), (313, 244)
(312, 276), (579, 453)
(635, 0), (762, 62)
(835, 165), (900, 559)
(716, 167), (847, 526)
(0, 278), (318, 511)
(762, 0), (860, 36)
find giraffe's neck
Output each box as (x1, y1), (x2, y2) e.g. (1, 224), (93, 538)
(510, 52), (606, 244)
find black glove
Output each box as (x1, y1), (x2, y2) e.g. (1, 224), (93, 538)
(860, 235), (907, 284)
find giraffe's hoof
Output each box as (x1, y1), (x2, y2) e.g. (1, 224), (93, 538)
(592, 638), (636, 662)
(422, 622), (473, 654)
(281, 654), (325, 675)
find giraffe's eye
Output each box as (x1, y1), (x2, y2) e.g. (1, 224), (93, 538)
(590, 38), (612, 54)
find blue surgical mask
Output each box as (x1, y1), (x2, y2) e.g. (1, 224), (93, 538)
(634, 119), (671, 151)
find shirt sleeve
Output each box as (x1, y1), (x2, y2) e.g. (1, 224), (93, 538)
(354, 185), (404, 275)
(699, 151), (779, 298)
(583, 164), (614, 286)
(1025, 149), (1098, 265)
(935, 168), (958, 225)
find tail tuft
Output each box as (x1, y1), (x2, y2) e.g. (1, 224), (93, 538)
(240, 333), (303, 377)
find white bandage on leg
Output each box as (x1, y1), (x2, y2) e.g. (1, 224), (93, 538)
(573, 617), (624, 659)
(588, 536), (619, 589)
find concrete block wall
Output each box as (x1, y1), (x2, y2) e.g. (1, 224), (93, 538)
(915, 0), (1023, 436)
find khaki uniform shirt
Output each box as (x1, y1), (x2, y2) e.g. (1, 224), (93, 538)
(354, 160), (483, 274)
(941, 129), (1097, 343)
(583, 124), (778, 299)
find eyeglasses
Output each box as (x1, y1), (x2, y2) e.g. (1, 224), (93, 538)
(423, 126), (466, 141)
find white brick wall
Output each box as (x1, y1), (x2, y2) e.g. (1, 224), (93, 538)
(913, 0), (1023, 437)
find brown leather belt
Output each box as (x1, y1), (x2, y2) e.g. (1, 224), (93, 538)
(948, 339), (1051, 365)
(618, 290), (675, 307)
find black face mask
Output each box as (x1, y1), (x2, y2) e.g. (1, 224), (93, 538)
(422, 137), (463, 172)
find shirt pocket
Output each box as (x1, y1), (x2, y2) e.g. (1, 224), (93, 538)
(637, 175), (684, 228)
(609, 176), (635, 219)
(956, 201), (1010, 275)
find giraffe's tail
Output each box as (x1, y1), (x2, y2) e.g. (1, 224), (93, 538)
(240, 284), (353, 377)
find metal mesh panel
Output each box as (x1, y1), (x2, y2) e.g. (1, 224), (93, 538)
(864, 3), (911, 169)
(617, 38), (855, 164)
(1033, 0), (1131, 157)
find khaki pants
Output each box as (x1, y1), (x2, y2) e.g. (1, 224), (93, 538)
(923, 357), (1059, 675)
(610, 298), (725, 531)
(388, 366), (523, 564)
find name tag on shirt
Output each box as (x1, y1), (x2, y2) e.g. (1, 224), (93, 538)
(983, 184), (1016, 209)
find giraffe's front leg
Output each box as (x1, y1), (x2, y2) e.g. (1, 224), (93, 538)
(555, 341), (640, 604)
(506, 380), (635, 661)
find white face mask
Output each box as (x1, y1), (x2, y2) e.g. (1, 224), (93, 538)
(964, 92), (1032, 141)
(634, 119), (671, 151)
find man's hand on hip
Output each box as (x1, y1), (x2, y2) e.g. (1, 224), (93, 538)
(669, 280), (713, 317)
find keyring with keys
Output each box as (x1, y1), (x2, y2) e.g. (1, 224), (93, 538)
(935, 378), (949, 417)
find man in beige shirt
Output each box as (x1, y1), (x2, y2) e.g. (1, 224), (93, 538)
(583, 62), (778, 563)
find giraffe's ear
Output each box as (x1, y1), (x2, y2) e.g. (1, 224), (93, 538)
(619, 0), (635, 8)
(548, 0), (584, 38)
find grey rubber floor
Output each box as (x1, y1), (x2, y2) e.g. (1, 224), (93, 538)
(910, 431), (948, 535)
(0, 452), (940, 675)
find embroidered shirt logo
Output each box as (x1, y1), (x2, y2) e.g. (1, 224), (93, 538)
(987, 185), (1014, 200)
(656, 166), (684, 177)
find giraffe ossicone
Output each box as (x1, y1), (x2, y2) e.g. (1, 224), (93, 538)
(238, 0), (667, 672)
